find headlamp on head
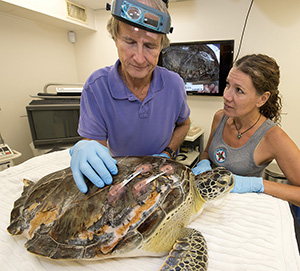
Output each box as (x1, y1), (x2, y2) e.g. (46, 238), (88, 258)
(106, 0), (173, 34)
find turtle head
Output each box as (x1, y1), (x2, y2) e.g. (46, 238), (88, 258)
(195, 167), (234, 202)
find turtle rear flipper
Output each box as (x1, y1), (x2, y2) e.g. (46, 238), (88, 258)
(25, 232), (85, 259)
(7, 179), (35, 235)
(160, 228), (208, 271)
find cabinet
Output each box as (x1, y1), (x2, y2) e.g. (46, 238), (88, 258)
(176, 128), (204, 168)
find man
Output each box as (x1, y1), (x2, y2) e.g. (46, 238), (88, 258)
(70, 0), (191, 193)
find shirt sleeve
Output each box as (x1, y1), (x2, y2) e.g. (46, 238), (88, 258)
(77, 85), (108, 141)
(176, 77), (190, 124)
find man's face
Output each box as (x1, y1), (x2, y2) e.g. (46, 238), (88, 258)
(115, 21), (163, 81)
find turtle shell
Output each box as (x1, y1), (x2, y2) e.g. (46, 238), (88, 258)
(161, 44), (219, 83)
(7, 156), (195, 259)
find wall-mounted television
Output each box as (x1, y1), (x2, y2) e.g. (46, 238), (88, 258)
(26, 103), (82, 149)
(159, 39), (234, 96)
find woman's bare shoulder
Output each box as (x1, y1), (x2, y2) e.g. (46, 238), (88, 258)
(213, 109), (224, 123)
(264, 125), (288, 143)
(264, 125), (299, 156)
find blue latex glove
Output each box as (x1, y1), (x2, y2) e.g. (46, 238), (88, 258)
(192, 159), (212, 176)
(69, 140), (118, 193)
(231, 174), (264, 193)
(152, 153), (170, 158)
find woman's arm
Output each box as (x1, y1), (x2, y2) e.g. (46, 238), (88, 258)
(267, 128), (300, 186)
(192, 110), (224, 175)
(264, 180), (300, 207)
(257, 126), (300, 206)
(200, 109), (223, 160)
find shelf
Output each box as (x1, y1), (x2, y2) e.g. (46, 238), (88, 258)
(0, 1), (97, 31)
(184, 128), (204, 142)
(176, 127), (204, 168)
(176, 150), (200, 167)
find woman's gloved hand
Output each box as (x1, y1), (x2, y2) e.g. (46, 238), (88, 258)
(152, 153), (170, 158)
(192, 159), (212, 176)
(231, 175), (264, 193)
(69, 140), (118, 193)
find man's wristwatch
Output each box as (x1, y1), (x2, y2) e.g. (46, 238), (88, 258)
(163, 147), (176, 159)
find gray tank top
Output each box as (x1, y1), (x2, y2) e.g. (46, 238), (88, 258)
(208, 114), (276, 177)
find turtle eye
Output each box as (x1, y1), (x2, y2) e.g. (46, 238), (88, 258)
(218, 180), (228, 186)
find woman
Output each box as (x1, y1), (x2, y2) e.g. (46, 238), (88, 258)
(193, 54), (300, 207)
(69, 0), (191, 193)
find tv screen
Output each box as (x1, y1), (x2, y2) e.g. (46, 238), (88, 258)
(159, 39), (234, 96)
(26, 104), (82, 149)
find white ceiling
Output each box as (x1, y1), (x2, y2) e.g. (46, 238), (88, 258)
(72, 0), (190, 11)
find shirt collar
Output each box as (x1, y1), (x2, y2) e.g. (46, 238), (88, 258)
(108, 60), (164, 101)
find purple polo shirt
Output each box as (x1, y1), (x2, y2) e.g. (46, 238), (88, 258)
(78, 60), (190, 157)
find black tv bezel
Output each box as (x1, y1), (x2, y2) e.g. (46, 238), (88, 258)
(158, 39), (234, 97)
(26, 104), (82, 149)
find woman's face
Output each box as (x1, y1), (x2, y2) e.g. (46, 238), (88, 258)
(115, 21), (162, 82)
(223, 67), (267, 118)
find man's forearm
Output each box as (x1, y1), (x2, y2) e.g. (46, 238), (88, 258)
(166, 117), (191, 152)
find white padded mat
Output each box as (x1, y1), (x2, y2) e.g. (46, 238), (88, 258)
(0, 150), (299, 271)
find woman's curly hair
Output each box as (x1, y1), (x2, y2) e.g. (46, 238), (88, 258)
(234, 54), (282, 124)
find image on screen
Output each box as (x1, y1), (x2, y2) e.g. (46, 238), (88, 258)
(159, 40), (234, 96)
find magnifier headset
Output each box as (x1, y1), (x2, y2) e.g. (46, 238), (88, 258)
(106, 0), (173, 34)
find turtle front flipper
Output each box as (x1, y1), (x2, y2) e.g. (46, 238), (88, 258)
(160, 228), (208, 271)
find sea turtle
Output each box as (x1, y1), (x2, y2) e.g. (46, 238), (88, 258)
(7, 156), (234, 270)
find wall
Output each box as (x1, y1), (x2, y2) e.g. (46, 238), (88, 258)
(1, 0), (300, 165)
(0, 12), (79, 163)
(74, 10), (116, 81)
(75, 0), (300, 148)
